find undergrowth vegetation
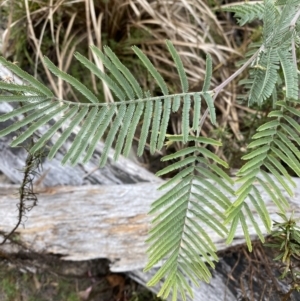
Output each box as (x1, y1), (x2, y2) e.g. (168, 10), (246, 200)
(1, 0), (300, 300)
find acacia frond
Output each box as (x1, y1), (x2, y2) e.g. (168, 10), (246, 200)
(226, 97), (300, 247)
(146, 136), (232, 300)
(233, 0), (300, 105)
(0, 41), (214, 166)
(248, 49), (280, 105)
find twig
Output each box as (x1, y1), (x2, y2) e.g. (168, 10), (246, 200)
(0, 149), (39, 244)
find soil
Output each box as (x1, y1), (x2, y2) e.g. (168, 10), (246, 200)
(0, 248), (160, 301)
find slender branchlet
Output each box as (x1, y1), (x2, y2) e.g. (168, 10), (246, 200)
(0, 141), (44, 245)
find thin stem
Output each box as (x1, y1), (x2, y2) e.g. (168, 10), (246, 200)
(213, 48), (261, 98)
(197, 47), (262, 131)
(290, 8), (300, 28)
(33, 91), (206, 107)
(291, 38), (297, 67)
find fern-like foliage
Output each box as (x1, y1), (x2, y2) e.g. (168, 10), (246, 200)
(145, 135), (233, 300)
(225, 0), (300, 106)
(0, 41), (215, 168)
(226, 96), (300, 249)
(223, 0), (300, 251)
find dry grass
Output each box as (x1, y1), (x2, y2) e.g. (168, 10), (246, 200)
(0, 0), (263, 169)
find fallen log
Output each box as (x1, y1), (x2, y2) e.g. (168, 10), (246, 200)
(0, 181), (299, 300)
(1, 181), (300, 271)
